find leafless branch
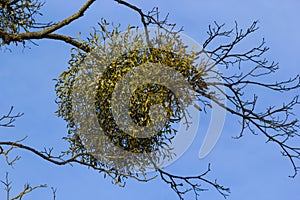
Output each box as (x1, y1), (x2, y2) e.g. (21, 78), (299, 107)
(157, 164), (230, 200)
(11, 183), (47, 200)
(201, 21), (300, 178)
(0, 137), (157, 184)
(0, 107), (23, 128)
(1, 172), (47, 200)
(114, 0), (183, 47)
(51, 187), (57, 200)
(1, 173), (11, 200)
(45, 33), (91, 52)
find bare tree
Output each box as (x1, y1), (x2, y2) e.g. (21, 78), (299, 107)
(1, 1), (299, 200)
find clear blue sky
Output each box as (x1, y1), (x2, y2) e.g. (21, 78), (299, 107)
(1, 0), (300, 199)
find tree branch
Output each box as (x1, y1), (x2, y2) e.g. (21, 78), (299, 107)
(0, 138), (157, 184)
(1, 172), (47, 200)
(0, 0), (96, 52)
(45, 33), (91, 52)
(0, 106), (23, 128)
(157, 164), (230, 200)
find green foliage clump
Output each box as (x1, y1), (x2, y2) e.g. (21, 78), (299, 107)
(55, 21), (208, 173)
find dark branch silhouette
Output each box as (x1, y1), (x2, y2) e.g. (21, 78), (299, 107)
(1, 172), (48, 200)
(1, 1), (299, 200)
(0, 106), (23, 128)
(201, 21), (300, 177)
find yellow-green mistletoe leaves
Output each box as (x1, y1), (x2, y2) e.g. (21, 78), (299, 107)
(55, 23), (218, 174)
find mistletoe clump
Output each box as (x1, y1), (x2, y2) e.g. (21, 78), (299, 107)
(55, 21), (209, 173)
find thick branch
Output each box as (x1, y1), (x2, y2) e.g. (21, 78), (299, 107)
(0, 0), (95, 51)
(0, 140), (157, 183)
(45, 33), (91, 52)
